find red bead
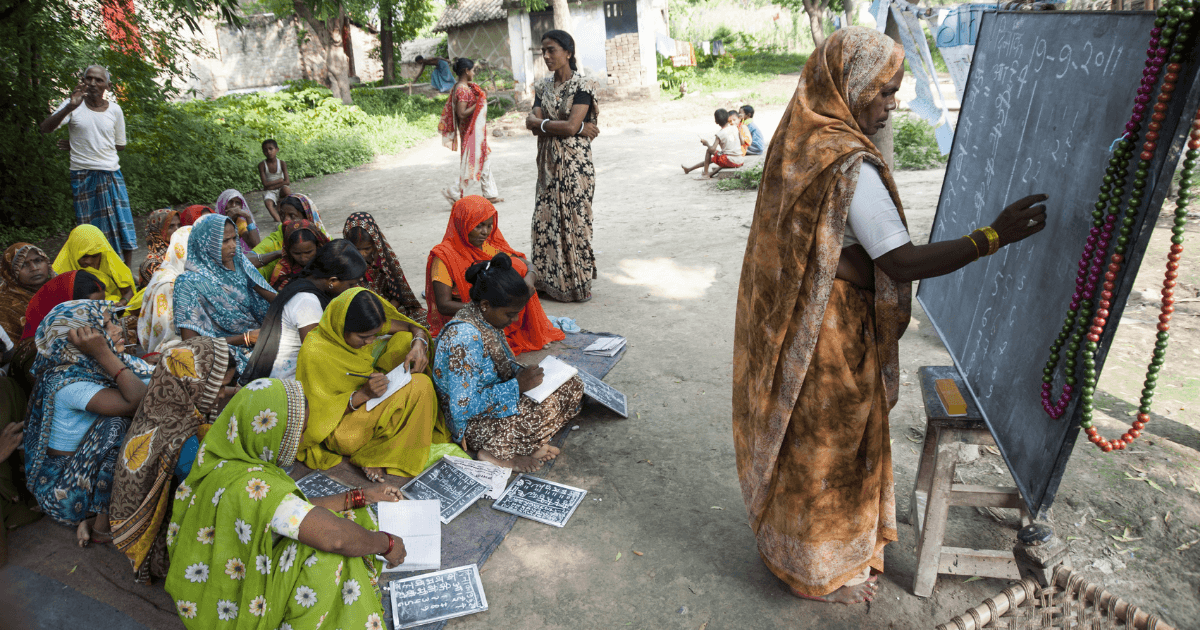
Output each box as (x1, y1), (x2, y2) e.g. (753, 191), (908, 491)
(1163, 304), (1174, 314)
(1166, 260), (1179, 271)
(1085, 427), (1098, 436)
(1111, 253), (1124, 264)
(1089, 434), (1102, 444)
(1097, 308), (1110, 318)
(1149, 122), (1162, 132)
(1168, 63), (1181, 73)
(1141, 151), (1156, 161)
(1162, 82), (1175, 93)
(1115, 439), (1126, 450)
(1103, 281), (1115, 290)
(1090, 325), (1104, 335)
(1137, 413), (1150, 423)
(1159, 313), (1172, 324)
(1152, 112), (1167, 122)
(1163, 287), (1175, 298)
(1094, 317), (1107, 327)
(1191, 138), (1200, 150)
(1128, 429), (1141, 439)
(1168, 251), (1182, 262)
(1158, 322), (1171, 331)
(1165, 279), (1177, 288)
(1158, 93), (1171, 103)
(1104, 271), (1117, 281)
(1170, 243), (1184, 254)
(1133, 421), (1146, 431)
(1142, 142), (1157, 153)
(1099, 300), (1112, 310)
(1166, 269), (1179, 280)
(1102, 443), (1113, 452)
(1154, 102), (1169, 112)
(1101, 290), (1114, 300)
(1146, 131), (1160, 142)
(1163, 296), (1175, 307)
(1087, 333), (1101, 342)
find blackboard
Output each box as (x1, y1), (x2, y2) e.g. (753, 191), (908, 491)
(575, 367), (630, 418)
(388, 564), (488, 629)
(917, 11), (1200, 516)
(401, 458), (489, 524)
(491, 474), (586, 527)
(295, 471), (352, 499)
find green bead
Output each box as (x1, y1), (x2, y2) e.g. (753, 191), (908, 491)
(1142, 388), (1154, 397)
(1177, 217), (1188, 227)
(1098, 193), (1110, 202)
(1172, 234), (1185, 244)
(1133, 180), (1146, 190)
(1119, 139), (1132, 151)
(1171, 53), (1183, 62)
(1118, 236), (1130, 245)
(1120, 227), (1132, 236)
(1179, 190), (1190, 201)
(1139, 405), (1152, 414)
(1149, 364), (1161, 373)
(1188, 150), (1200, 159)
(1173, 226), (1186, 235)
(1115, 245), (1127, 254)
(1082, 403), (1093, 412)
(1178, 199), (1190, 208)
(1043, 375), (1054, 384)
(1092, 210), (1104, 219)
(1084, 386), (1096, 396)
(1086, 341), (1097, 351)
(1124, 216), (1136, 226)
(1066, 376), (1077, 386)
(1157, 331), (1169, 341)
(1112, 187), (1125, 197)
(1095, 201), (1107, 211)
(1185, 159), (1197, 169)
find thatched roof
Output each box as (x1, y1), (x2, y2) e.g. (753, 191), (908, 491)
(433, 0), (506, 32)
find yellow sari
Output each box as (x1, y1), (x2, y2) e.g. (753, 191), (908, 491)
(52, 224), (136, 303)
(296, 288), (459, 476)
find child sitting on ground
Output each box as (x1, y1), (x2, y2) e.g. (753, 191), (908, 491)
(681, 109), (744, 179)
(731, 110), (752, 156)
(740, 105), (765, 155)
(257, 138), (292, 223)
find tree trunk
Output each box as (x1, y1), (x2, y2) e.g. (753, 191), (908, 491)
(380, 0), (394, 86)
(293, 0), (354, 104)
(802, 0), (827, 49)
(341, 21), (356, 79)
(843, 0), (856, 28)
(551, 0), (571, 30)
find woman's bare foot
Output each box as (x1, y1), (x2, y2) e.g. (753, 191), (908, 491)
(790, 576), (878, 604)
(361, 466), (386, 484)
(478, 449), (544, 473)
(531, 444), (560, 463)
(681, 165), (693, 174)
(76, 520), (91, 547)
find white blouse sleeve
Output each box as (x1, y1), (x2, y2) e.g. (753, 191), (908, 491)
(270, 493), (315, 539)
(846, 162), (911, 259)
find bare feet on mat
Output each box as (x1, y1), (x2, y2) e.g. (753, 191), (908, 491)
(790, 576), (878, 604)
(478, 449), (544, 473)
(361, 466), (386, 484)
(76, 518), (112, 547)
(531, 444), (560, 463)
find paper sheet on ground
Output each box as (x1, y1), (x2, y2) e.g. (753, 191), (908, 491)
(445, 455), (512, 500)
(366, 363), (411, 411)
(522, 356), (577, 403)
(377, 500), (441, 572)
(583, 336), (626, 357)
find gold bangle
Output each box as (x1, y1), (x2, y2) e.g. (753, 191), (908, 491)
(980, 226), (1000, 256)
(962, 234), (982, 261)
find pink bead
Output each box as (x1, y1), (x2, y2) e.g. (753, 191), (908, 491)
(1132, 113), (1144, 123)
(1072, 292), (1082, 301)
(1083, 290), (1094, 300)
(1070, 302), (1080, 310)
(1156, 48), (1168, 57)
(1126, 122), (1139, 132)
(1087, 235), (1098, 245)
(1106, 214), (1118, 223)
(1134, 104), (1147, 114)
(1151, 27), (1162, 36)
(1148, 38), (1160, 48)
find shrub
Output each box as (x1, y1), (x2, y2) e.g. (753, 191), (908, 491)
(893, 114), (946, 170)
(715, 163), (764, 191)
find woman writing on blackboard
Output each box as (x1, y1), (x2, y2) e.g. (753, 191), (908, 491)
(732, 27), (1048, 605)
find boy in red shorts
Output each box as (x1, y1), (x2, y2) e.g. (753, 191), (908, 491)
(681, 108), (745, 178)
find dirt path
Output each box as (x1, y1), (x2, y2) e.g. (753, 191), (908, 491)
(10, 78), (1199, 628)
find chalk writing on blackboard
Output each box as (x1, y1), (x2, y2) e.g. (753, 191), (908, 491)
(574, 367), (629, 418)
(295, 471), (352, 499)
(491, 474), (586, 527)
(388, 564), (488, 629)
(401, 457), (488, 524)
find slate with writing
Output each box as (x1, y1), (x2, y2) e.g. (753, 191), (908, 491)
(295, 471), (352, 499)
(917, 11), (1200, 515)
(491, 474), (586, 527)
(401, 458), (488, 524)
(575, 368), (629, 418)
(389, 564), (487, 629)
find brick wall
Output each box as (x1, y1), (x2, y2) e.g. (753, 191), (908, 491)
(603, 32), (642, 88)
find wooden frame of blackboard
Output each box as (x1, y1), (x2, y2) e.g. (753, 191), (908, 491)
(490, 474), (587, 527)
(388, 563), (488, 629)
(916, 10), (1200, 517)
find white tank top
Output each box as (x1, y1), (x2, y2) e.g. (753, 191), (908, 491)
(263, 159), (284, 183)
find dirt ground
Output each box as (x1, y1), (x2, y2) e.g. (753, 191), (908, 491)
(7, 74), (1199, 629)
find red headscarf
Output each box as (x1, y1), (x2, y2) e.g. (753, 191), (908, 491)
(22, 270), (83, 339)
(269, 220), (329, 290)
(179, 205), (212, 226)
(425, 196), (564, 354)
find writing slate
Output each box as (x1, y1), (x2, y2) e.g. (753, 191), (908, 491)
(295, 471), (351, 499)
(401, 458), (489, 524)
(491, 474), (586, 527)
(916, 11), (1200, 516)
(389, 564), (487, 629)
(575, 367), (630, 418)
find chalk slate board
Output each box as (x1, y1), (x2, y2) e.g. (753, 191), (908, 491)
(575, 367), (629, 418)
(295, 471), (351, 499)
(401, 458), (488, 524)
(389, 564), (488, 629)
(491, 474), (586, 527)
(917, 11), (1200, 515)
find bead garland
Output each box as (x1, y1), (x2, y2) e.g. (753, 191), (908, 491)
(1039, 0), (1197, 452)
(1082, 111), (1198, 452)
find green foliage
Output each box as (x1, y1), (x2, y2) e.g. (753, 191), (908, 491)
(658, 51), (807, 96)
(893, 114), (946, 170)
(715, 163), (764, 191)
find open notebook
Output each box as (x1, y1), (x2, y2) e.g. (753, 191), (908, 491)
(521, 356), (578, 404)
(365, 363), (411, 411)
(377, 499), (441, 572)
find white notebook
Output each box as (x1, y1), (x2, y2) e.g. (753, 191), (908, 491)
(582, 336), (626, 357)
(365, 363), (412, 411)
(377, 500), (441, 572)
(522, 356), (578, 404)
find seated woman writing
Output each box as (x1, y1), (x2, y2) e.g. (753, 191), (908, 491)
(426, 196), (564, 355)
(174, 214), (277, 373)
(297, 288), (459, 483)
(245, 240), (366, 382)
(165, 379), (407, 629)
(109, 336), (237, 583)
(269, 220), (329, 291)
(137, 227), (191, 355)
(433, 254), (584, 473)
(344, 212), (428, 326)
(52, 224), (135, 305)
(25, 300), (154, 546)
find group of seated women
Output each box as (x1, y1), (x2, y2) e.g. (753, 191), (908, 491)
(0, 193), (586, 625)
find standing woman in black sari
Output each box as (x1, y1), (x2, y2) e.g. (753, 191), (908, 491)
(525, 30), (601, 303)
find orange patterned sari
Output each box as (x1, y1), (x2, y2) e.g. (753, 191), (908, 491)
(732, 27), (911, 597)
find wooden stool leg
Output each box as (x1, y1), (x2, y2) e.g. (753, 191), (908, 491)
(910, 423), (940, 529)
(913, 429), (960, 598)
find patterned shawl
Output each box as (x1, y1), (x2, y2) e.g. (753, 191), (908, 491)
(215, 189), (256, 254)
(52, 223), (135, 302)
(138, 208), (178, 288)
(732, 27), (911, 527)
(163, 378), (313, 629)
(343, 212), (426, 326)
(111, 336), (231, 582)
(439, 82), (491, 180)
(425, 196), (564, 353)
(137, 227), (192, 354)
(24, 300), (155, 486)
(22, 271), (85, 340)
(269, 220), (329, 291)
(0, 243), (53, 340)
(179, 205), (212, 227)
(173, 215), (271, 346)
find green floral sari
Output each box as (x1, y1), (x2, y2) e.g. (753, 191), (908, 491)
(165, 378), (386, 630)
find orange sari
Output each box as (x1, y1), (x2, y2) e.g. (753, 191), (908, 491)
(732, 28), (911, 597)
(426, 196), (564, 354)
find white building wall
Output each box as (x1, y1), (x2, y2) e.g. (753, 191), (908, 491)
(568, 2), (608, 79)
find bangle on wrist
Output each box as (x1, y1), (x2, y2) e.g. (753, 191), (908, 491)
(980, 226), (1000, 255)
(114, 366), (129, 380)
(962, 233), (983, 260)
(352, 488), (367, 510)
(243, 331), (250, 347)
(540, 119), (548, 133)
(577, 121), (585, 136)
(247, 223), (256, 232)
(383, 532), (395, 557)
(348, 393), (363, 412)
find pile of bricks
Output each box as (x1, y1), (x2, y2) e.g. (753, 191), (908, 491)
(604, 33), (642, 87)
